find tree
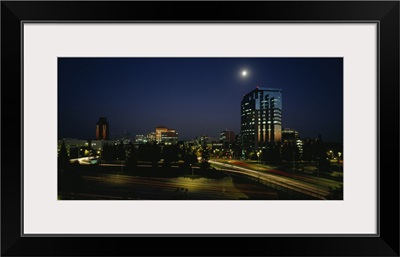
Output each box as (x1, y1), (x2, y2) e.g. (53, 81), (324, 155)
(101, 143), (116, 162)
(261, 143), (282, 165)
(302, 138), (314, 163)
(248, 151), (257, 160)
(200, 147), (210, 162)
(200, 160), (211, 170)
(183, 149), (197, 170)
(162, 145), (179, 169)
(199, 147), (211, 170)
(117, 141), (126, 161)
(137, 143), (160, 168)
(326, 184), (343, 200)
(314, 135), (330, 172)
(126, 143), (138, 171)
(58, 140), (69, 170)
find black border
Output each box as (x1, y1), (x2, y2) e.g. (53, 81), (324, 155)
(2, 1), (399, 256)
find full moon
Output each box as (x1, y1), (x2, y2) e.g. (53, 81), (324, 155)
(242, 70), (248, 77)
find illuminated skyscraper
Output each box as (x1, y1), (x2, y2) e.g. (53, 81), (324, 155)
(96, 117), (109, 140)
(240, 87), (282, 151)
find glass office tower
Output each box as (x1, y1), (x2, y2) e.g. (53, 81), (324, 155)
(240, 87), (282, 152)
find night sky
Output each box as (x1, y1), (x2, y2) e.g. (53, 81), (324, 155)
(58, 58), (343, 143)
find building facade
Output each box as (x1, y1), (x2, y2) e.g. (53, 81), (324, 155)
(147, 132), (156, 143)
(282, 128), (303, 157)
(160, 131), (179, 145)
(135, 134), (148, 144)
(240, 87), (282, 152)
(96, 117), (109, 140)
(155, 126), (178, 144)
(282, 128), (299, 142)
(155, 126), (169, 142)
(219, 130), (235, 144)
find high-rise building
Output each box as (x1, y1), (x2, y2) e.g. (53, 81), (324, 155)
(96, 117), (109, 140)
(240, 87), (282, 151)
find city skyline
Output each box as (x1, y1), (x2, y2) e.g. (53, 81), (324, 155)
(58, 58), (343, 143)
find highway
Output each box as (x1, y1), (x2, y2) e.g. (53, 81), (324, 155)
(59, 173), (281, 200)
(70, 156), (100, 165)
(65, 158), (341, 200)
(209, 159), (334, 199)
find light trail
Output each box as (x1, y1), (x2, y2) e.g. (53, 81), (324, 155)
(209, 160), (328, 199)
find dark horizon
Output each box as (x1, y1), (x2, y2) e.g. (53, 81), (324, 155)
(58, 57), (343, 143)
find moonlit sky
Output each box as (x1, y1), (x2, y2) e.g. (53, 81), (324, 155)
(58, 58), (343, 143)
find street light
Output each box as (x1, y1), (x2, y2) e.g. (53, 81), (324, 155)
(256, 150), (262, 182)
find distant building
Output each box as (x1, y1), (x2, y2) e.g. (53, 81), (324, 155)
(219, 130), (235, 143)
(155, 126), (168, 142)
(296, 139), (303, 156)
(58, 138), (118, 158)
(282, 128), (299, 142)
(282, 128), (303, 156)
(155, 126), (178, 145)
(219, 130), (235, 149)
(135, 134), (148, 144)
(90, 139), (119, 150)
(147, 132), (156, 143)
(199, 135), (218, 146)
(161, 131), (178, 145)
(58, 138), (87, 153)
(240, 87), (282, 152)
(96, 117), (109, 140)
